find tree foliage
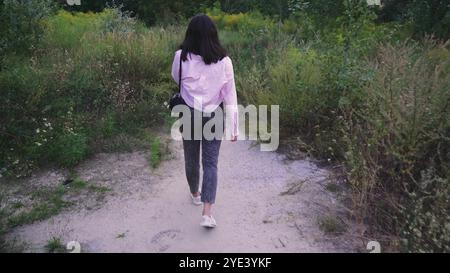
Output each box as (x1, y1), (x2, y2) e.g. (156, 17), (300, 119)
(55, 0), (450, 39)
(379, 0), (449, 38)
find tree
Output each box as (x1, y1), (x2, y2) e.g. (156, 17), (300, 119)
(379, 0), (450, 39)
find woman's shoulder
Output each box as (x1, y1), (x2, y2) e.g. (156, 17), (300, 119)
(222, 56), (233, 70)
(173, 49), (182, 62)
(175, 49), (203, 61)
(222, 55), (232, 62)
(220, 56), (233, 68)
(220, 56), (234, 79)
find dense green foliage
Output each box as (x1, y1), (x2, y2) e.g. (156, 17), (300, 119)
(379, 0), (450, 38)
(1, 4), (176, 175)
(0, 0), (56, 56)
(0, 0), (449, 252)
(60, 0), (450, 38)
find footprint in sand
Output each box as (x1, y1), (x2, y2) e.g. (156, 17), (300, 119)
(150, 229), (182, 252)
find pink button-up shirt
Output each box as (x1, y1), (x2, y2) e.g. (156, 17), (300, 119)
(171, 49), (239, 138)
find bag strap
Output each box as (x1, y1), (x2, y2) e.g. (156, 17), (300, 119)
(178, 51), (182, 93)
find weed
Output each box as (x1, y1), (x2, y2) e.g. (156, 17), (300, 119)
(150, 137), (162, 169)
(318, 215), (347, 235)
(45, 237), (65, 253)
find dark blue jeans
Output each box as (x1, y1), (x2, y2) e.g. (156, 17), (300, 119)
(182, 105), (223, 204)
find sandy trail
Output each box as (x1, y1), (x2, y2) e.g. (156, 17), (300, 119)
(6, 137), (360, 253)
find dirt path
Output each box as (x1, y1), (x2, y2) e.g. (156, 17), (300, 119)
(6, 136), (361, 252)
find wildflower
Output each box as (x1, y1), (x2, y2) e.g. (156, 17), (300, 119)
(36, 128), (40, 133)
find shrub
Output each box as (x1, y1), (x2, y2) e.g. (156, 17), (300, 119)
(0, 8), (176, 177)
(261, 44), (355, 159)
(0, 0), (55, 57)
(341, 39), (450, 251)
(207, 5), (275, 33)
(400, 168), (450, 252)
(41, 10), (104, 50)
(50, 131), (88, 167)
(150, 137), (161, 169)
(1, 4), (448, 253)
(45, 237), (65, 253)
(379, 0), (450, 39)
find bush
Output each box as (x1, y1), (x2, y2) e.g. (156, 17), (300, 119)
(0, 8), (176, 177)
(207, 5), (275, 33)
(341, 39), (450, 251)
(50, 132), (88, 167)
(0, 0), (55, 57)
(227, 4), (449, 251)
(1, 3), (448, 253)
(257, 44), (360, 159)
(150, 137), (161, 169)
(379, 0), (450, 39)
(400, 168), (450, 252)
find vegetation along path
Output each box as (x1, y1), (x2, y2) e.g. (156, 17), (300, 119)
(4, 135), (362, 252)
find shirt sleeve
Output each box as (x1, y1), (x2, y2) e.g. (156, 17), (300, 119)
(221, 57), (239, 138)
(171, 50), (181, 85)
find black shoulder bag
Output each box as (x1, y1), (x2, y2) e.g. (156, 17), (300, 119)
(169, 53), (186, 111)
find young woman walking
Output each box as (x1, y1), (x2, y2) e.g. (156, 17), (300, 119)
(171, 14), (239, 228)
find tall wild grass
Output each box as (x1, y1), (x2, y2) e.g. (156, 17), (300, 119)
(0, 2), (448, 252)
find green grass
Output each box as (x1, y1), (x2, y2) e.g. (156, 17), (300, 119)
(88, 184), (111, 193)
(69, 178), (88, 189)
(0, 237), (27, 253)
(0, 4), (447, 253)
(8, 196), (69, 228)
(11, 201), (24, 209)
(150, 137), (162, 169)
(318, 215), (347, 235)
(325, 182), (341, 193)
(45, 237), (66, 253)
(65, 175), (111, 193)
(3, 177), (111, 231)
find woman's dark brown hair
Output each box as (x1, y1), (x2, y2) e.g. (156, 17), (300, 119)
(179, 13), (227, 65)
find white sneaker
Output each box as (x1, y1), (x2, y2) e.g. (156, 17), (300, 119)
(200, 215), (217, 228)
(191, 193), (202, 206)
